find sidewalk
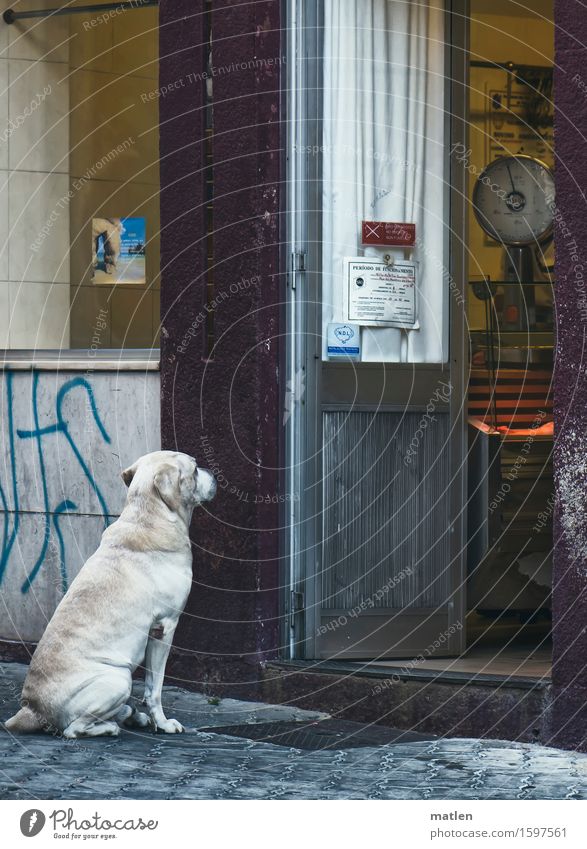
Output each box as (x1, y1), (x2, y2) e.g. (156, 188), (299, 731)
(1, 662), (586, 800)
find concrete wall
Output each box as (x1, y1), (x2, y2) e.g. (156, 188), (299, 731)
(551, 0), (587, 750)
(160, 0), (282, 694)
(0, 367), (160, 643)
(0, 1), (71, 348)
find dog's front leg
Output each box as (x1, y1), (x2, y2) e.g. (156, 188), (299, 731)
(143, 620), (184, 733)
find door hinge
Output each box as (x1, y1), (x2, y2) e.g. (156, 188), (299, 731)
(291, 250), (306, 289)
(290, 590), (304, 627)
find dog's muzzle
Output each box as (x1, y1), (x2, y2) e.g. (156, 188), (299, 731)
(199, 468), (217, 501)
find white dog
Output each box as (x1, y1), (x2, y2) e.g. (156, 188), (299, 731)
(5, 451), (216, 738)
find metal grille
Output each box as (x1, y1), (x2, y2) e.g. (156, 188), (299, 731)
(322, 410), (451, 610)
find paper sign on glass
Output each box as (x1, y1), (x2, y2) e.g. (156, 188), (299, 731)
(92, 217), (146, 286)
(343, 257), (418, 329)
(327, 322), (361, 359)
(361, 221), (416, 247)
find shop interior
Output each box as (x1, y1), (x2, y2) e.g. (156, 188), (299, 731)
(465, 0), (554, 679)
(1, 0), (160, 351)
(381, 0), (555, 681)
(67, 0), (160, 349)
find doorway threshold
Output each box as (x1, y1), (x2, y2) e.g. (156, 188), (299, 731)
(278, 643), (551, 690)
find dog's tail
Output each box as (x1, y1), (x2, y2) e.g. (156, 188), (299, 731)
(4, 706), (43, 734)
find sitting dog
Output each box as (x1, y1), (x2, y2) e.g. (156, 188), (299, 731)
(5, 451), (216, 738)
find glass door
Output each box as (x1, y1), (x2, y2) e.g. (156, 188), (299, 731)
(285, 0), (469, 660)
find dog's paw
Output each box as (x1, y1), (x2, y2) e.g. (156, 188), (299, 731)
(132, 711), (151, 728)
(123, 710), (151, 729)
(156, 718), (184, 734)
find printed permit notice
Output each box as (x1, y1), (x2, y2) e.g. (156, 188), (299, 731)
(343, 257), (418, 329)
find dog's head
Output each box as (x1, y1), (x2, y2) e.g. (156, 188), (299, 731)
(121, 451), (216, 517)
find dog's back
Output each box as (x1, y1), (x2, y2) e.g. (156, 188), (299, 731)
(6, 541), (152, 732)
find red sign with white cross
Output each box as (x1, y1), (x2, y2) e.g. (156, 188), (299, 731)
(361, 221), (416, 247)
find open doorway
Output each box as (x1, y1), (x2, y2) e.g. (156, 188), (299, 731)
(379, 1), (554, 682)
(462, 0), (555, 680)
(286, 1), (554, 682)
(464, 0), (554, 678)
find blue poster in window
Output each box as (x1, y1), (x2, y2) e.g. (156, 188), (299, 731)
(92, 217), (146, 286)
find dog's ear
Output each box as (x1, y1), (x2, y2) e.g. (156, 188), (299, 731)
(153, 463), (182, 512)
(121, 462), (137, 488)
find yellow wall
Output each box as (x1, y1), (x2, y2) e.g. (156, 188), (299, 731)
(68, 4), (159, 348)
(467, 5), (554, 328)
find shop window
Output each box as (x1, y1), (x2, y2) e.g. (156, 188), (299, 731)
(0, 1), (160, 351)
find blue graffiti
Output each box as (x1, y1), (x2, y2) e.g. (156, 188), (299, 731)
(0, 371), (112, 594)
(53, 501), (78, 595)
(0, 371), (19, 586)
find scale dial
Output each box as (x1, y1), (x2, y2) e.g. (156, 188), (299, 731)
(472, 155), (555, 246)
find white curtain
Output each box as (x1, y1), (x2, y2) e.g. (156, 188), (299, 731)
(322, 0), (447, 362)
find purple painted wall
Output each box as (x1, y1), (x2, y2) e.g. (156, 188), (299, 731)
(551, 0), (587, 749)
(159, 0), (282, 696)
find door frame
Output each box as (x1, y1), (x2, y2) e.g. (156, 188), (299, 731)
(283, 0), (470, 661)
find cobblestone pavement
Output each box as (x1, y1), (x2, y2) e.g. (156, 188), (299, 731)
(1, 662), (587, 800)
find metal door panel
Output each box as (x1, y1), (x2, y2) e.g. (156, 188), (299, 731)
(318, 610), (456, 660)
(318, 408), (455, 658)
